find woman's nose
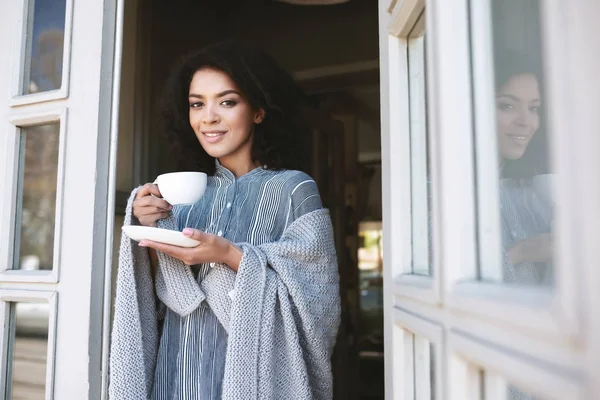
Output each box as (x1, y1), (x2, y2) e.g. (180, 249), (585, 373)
(202, 105), (220, 124)
(514, 106), (532, 128)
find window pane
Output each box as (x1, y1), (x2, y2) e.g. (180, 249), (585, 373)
(407, 10), (432, 276)
(23, 0), (68, 94)
(8, 301), (50, 399)
(476, 0), (554, 286)
(15, 123), (60, 271)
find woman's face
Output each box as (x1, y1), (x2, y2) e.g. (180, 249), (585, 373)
(496, 73), (541, 160)
(188, 68), (264, 164)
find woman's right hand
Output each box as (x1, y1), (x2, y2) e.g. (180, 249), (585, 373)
(507, 233), (554, 265)
(132, 183), (173, 227)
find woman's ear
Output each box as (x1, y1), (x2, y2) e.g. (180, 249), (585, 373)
(254, 109), (266, 124)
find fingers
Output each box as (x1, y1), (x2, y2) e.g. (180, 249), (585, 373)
(133, 184), (171, 227)
(135, 204), (171, 216)
(139, 240), (193, 264)
(181, 228), (210, 241)
(138, 212), (170, 223)
(136, 183), (163, 199)
(134, 192), (171, 211)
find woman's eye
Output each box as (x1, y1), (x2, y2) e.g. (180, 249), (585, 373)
(497, 102), (515, 111)
(530, 105), (541, 113)
(221, 100), (237, 107)
(189, 102), (203, 109)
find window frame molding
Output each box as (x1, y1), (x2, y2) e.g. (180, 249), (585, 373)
(393, 307), (444, 400)
(449, 332), (585, 399)
(386, 0), (440, 308)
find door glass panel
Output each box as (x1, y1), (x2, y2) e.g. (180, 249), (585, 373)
(407, 9), (432, 276)
(8, 301), (50, 399)
(22, 0), (68, 94)
(475, 0), (554, 286)
(14, 123), (60, 271)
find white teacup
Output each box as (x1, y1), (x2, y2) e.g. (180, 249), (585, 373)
(532, 173), (556, 207)
(153, 171), (207, 205)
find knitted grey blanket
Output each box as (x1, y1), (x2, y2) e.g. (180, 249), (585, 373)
(109, 189), (341, 399)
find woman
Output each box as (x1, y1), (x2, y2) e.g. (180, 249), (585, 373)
(494, 56), (553, 285)
(109, 41), (341, 400)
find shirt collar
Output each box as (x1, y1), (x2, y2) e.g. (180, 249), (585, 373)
(214, 159), (268, 180)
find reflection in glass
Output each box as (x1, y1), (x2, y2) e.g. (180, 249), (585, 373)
(507, 385), (540, 400)
(483, 371), (542, 400)
(496, 60), (553, 285)
(23, 0), (68, 94)
(9, 301), (50, 399)
(484, 0), (554, 285)
(15, 124), (60, 271)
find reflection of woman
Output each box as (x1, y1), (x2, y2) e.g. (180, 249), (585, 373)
(110, 41), (340, 399)
(495, 58), (553, 285)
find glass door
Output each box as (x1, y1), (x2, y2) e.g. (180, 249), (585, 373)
(379, 0), (600, 398)
(0, 0), (123, 398)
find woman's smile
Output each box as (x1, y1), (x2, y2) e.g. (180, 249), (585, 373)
(201, 130), (227, 143)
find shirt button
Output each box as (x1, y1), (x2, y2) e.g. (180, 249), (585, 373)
(217, 230), (223, 236)
(226, 202), (232, 208)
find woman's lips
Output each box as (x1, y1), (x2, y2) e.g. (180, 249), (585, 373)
(506, 134), (529, 145)
(202, 131), (226, 144)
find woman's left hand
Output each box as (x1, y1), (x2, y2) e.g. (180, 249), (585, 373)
(139, 228), (243, 271)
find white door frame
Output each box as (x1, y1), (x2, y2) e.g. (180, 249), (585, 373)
(0, 0), (124, 397)
(379, 0), (600, 398)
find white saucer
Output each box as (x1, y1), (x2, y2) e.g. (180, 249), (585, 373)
(122, 225), (200, 248)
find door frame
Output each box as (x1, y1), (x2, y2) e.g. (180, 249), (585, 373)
(0, 0), (125, 397)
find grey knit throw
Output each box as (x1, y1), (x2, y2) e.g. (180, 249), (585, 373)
(109, 189), (341, 399)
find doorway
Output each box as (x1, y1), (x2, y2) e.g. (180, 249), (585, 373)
(114, 0), (383, 399)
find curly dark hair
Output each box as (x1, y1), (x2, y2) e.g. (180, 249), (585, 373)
(160, 40), (310, 175)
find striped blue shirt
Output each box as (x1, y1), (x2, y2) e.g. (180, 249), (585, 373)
(500, 177), (553, 286)
(151, 164), (323, 400)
